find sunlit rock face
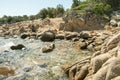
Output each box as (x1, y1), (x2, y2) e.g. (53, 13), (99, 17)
(0, 18), (62, 37)
(110, 11), (120, 27)
(60, 11), (109, 32)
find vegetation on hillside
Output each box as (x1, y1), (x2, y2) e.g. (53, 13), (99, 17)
(71, 0), (120, 15)
(36, 4), (65, 19)
(0, 4), (65, 25)
(0, 0), (120, 25)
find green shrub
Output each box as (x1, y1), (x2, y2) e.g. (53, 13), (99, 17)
(92, 3), (112, 15)
(38, 8), (48, 19)
(72, 0), (80, 8)
(37, 4), (65, 19)
(73, 4), (88, 10)
(73, 3), (88, 10)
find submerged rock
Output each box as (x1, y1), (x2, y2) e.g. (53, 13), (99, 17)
(0, 66), (17, 77)
(10, 44), (26, 50)
(42, 44), (55, 53)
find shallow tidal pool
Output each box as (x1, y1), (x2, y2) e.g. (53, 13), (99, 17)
(0, 37), (91, 80)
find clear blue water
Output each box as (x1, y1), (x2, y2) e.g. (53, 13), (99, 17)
(0, 37), (89, 80)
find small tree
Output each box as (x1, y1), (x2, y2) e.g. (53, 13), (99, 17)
(72, 0), (80, 8)
(92, 3), (111, 15)
(47, 7), (55, 18)
(56, 4), (65, 17)
(105, 0), (120, 10)
(7, 16), (13, 24)
(90, 0), (120, 10)
(23, 15), (29, 21)
(38, 8), (48, 19)
(29, 15), (36, 20)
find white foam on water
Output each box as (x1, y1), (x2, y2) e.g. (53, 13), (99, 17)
(0, 42), (15, 52)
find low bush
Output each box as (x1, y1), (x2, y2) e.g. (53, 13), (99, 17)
(92, 3), (112, 15)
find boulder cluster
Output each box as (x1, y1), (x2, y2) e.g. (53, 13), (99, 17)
(64, 11), (120, 80)
(0, 10), (120, 80)
(0, 18), (62, 38)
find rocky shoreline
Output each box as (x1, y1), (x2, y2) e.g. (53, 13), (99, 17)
(0, 11), (120, 80)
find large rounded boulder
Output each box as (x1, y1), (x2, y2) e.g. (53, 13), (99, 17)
(40, 30), (55, 42)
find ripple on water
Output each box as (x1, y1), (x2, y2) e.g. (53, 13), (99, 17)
(0, 37), (90, 79)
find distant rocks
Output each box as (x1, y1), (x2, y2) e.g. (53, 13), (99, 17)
(0, 18), (62, 38)
(60, 11), (109, 32)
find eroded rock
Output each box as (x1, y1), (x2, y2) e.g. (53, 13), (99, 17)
(93, 66), (108, 80)
(60, 11), (108, 32)
(105, 58), (120, 80)
(75, 65), (89, 80)
(91, 53), (111, 73)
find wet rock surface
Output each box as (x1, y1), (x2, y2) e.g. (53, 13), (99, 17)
(0, 66), (16, 77)
(10, 44), (26, 50)
(42, 43), (55, 53)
